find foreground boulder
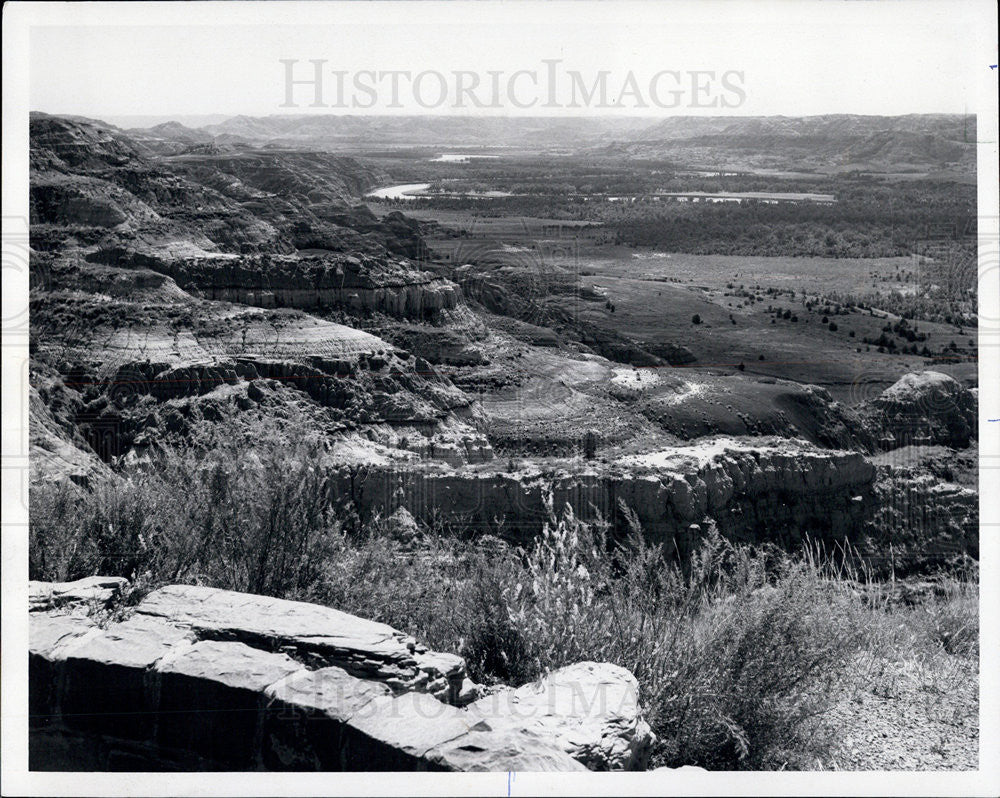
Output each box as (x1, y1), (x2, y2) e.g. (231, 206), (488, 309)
(135, 584), (469, 704)
(29, 581), (647, 771)
(468, 662), (655, 770)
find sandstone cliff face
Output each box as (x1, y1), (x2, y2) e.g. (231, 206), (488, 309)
(327, 435), (976, 571)
(30, 580), (651, 771)
(189, 274), (460, 319)
(331, 437), (876, 548)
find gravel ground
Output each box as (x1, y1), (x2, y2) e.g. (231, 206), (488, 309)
(821, 653), (978, 770)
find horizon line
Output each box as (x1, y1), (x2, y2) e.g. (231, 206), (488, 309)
(31, 109), (978, 126)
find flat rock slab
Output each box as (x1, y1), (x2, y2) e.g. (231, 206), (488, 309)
(68, 614), (193, 670)
(29, 613), (97, 660)
(426, 726), (588, 772)
(266, 665), (392, 720)
(29, 613), (97, 726)
(261, 665), (394, 769)
(138, 585), (408, 652)
(156, 639), (302, 693)
(136, 584), (465, 701)
(260, 667), (587, 772)
(345, 691), (476, 770)
(60, 614), (195, 739)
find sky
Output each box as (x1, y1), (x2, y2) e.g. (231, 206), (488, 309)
(24, 0), (997, 124)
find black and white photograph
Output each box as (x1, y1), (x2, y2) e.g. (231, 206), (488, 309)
(2, 1), (998, 793)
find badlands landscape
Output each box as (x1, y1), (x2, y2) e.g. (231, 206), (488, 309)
(28, 112), (979, 771)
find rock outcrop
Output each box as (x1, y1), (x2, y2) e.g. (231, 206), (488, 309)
(136, 585), (470, 703)
(29, 257), (486, 468)
(468, 662), (654, 770)
(329, 434), (977, 569)
(30, 581), (653, 771)
(860, 371), (977, 450)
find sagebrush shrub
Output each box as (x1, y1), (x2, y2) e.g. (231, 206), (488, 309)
(30, 417), (340, 597)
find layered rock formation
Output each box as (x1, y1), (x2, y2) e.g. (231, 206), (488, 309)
(88, 249), (460, 320)
(29, 112), (434, 296)
(329, 434), (976, 570)
(28, 113), (979, 576)
(29, 114), (490, 474)
(332, 437), (876, 547)
(30, 579), (653, 772)
(30, 253), (486, 467)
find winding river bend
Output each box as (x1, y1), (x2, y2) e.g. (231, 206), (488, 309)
(365, 183), (432, 200)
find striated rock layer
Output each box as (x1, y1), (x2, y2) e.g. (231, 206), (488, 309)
(88, 248), (460, 320)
